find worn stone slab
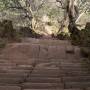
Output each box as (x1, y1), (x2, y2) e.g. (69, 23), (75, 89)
(65, 82), (90, 88)
(0, 86), (21, 90)
(24, 89), (82, 90)
(66, 46), (75, 54)
(5, 69), (30, 73)
(63, 76), (90, 82)
(32, 69), (59, 75)
(22, 82), (63, 89)
(39, 45), (66, 59)
(74, 46), (81, 59)
(0, 77), (23, 84)
(0, 73), (27, 78)
(22, 38), (70, 45)
(2, 43), (39, 60)
(16, 64), (33, 70)
(55, 46), (66, 59)
(11, 59), (36, 65)
(63, 88), (83, 90)
(35, 62), (59, 69)
(24, 88), (64, 90)
(30, 73), (60, 78)
(86, 87), (90, 90)
(39, 45), (48, 58)
(48, 46), (57, 59)
(26, 77), (61, 83)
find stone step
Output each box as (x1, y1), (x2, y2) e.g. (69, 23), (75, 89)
(22, 82), (63, 89)
(23, 89), (82, 90)
(22, 38), (70, 45)
(1, 44), (40, 59)
(0, 63), (16, 66)
(60, 59), (82, 63)
(6, 65), (33, 70)
(39, 45), (66, 59)
(37, 59), (61, 63)
(0, 77), (24, 84)
(31, 70), (60, 77)
(0, 60), (11, 63)
(30, 74), (59, 78)
(62, 69), (90, 73)
(61, 62), (81, 66)
(0, 67), (31, 72)
(61, 67), (89, 72)
(0, 59), (36, 65)
(64, 89), (82, 90)
(66, 46), (75, 54)
(23, 89), (59, 90)
(65, 81), (90, 88)
(36, 60), (52, 63)
(62, 74), (90, 77)
(87, 87), (90, 90)
(5, 69), (30, 73)
(17, 64), (33, 69)
(62, 71), (90, 76)
(61, 67), (82, 70)
(26, 77), (61, 83)
(63, 76), (90, 82)
(32, 69), (60, 74)
(0, 73), (28, 78)
(0, 86), (21, 90)
(35, 62), (59, 68)
(0, 70), (29, 76)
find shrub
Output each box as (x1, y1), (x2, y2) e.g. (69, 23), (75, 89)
(19, 27), (42, 38)
(71, 28), (90, 46)
(70, 23), (90, 69)
(56, 32), (70, 40)
(0, 20), (21, 42)
(56, 27), (70, 40)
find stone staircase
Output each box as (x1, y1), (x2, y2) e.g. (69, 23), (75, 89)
(0, 38), (90, 90)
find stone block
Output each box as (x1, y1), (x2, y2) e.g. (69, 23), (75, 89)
(0, 86), (21, 90)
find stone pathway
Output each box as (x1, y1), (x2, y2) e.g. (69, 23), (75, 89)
(0, 38), (90, 90)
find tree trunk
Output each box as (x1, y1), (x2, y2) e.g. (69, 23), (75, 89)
(67, 0), (79, 35)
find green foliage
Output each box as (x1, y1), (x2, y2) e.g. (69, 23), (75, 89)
(56, 27), (70, 40)
(19, 27), (42, 38)
(71, 24), (90, 69)
(71, 28), (90, 46)
(56, 31), (70, 40)
(0, 20), (21, 42)
(0, 20), (15, 39)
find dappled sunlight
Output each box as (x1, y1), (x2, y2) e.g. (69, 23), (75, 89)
(44, 25), (53, 35)
(42, 15), (50, 23)
(0, 1), (90, 90)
